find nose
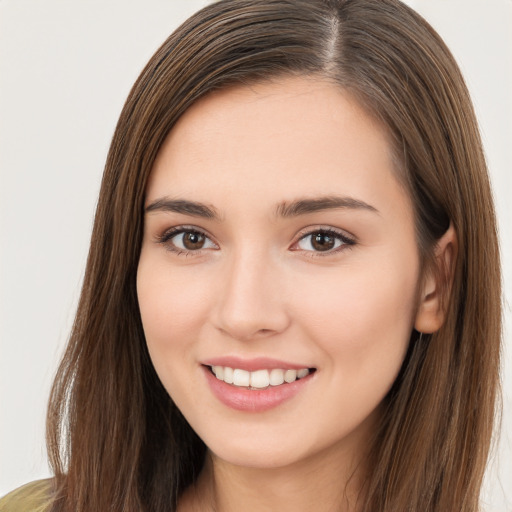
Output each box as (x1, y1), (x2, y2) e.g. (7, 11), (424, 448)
(213, 249), (290, 342)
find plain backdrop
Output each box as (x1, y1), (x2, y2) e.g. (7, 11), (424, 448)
(1, 0), (511, 509)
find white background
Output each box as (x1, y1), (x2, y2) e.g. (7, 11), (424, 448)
(1, 1), (510, 509)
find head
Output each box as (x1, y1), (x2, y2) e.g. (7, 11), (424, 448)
(47, 1), (501, 511)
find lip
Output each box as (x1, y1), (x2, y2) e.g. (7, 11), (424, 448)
(202, 363), (315, 412)
(201, 356), (313, 372)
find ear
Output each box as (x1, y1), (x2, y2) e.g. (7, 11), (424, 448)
(414, 223), (458, 334)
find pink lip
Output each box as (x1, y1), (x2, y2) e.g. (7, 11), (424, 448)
(202, 356), (313, 372)
(202, 365), (315, 413)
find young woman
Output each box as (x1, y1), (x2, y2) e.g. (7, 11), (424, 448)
(1, 0), (502, 511)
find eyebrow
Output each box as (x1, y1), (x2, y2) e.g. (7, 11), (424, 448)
(144, 195), (378, 220)
(275, 196), (379, 217)
(145, 198), (221, 219)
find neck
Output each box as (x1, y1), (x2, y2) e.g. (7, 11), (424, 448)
(181, 442), (367, 512)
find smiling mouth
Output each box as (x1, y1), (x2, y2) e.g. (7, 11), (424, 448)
(208, 365), (316, 389)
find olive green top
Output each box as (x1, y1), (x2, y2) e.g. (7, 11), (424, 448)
(0, 480), (53, 512)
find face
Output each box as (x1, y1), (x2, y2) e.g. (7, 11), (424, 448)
(137, 77), (422, 471)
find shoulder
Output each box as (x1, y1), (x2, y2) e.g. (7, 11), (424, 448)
(0, 479), (54, 512)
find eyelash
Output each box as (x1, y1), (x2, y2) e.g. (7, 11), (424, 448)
(292, 227), (356, 258)
(156, 226), (217, 256)
(155, 225), (356, 257)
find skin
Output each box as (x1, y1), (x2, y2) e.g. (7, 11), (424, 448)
(137, 76), (453, 512)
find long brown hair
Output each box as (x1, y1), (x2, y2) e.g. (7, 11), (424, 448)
(46, 1), (502, 510)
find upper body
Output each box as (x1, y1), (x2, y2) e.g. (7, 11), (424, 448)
(3, 0), (501, 511)
(0, 480), (53, 512)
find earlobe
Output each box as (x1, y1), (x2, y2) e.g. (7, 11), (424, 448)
(414, 223), (457, 334)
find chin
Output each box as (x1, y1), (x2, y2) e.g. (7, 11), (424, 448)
(209, 442), (308, 470)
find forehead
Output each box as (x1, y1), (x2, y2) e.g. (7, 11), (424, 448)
(146, 76), (411, 220)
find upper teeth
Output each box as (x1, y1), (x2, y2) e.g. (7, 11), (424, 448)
(211, 366), (311, 389)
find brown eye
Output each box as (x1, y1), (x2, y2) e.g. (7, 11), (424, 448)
(182, 231), (206, 250)
(163, 229), (217, 253)
(295, 229), (353, 254)
(311, 232), (336, 251)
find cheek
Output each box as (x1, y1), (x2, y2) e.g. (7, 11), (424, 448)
(289, 265), (418, 442)
(294, 255), (419, 385)
(136, 258), (213, 378)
